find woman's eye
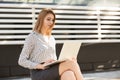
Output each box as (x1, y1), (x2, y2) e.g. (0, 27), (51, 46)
(47, 19), (54, 22)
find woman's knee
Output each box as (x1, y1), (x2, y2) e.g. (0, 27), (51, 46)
(61, 70), (76, 80)
(60, 59), (78, 69)
(59, 59), (79, 75)
(63, 70), (75, 76)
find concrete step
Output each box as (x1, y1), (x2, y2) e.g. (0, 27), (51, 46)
(0, 70), (120, 80)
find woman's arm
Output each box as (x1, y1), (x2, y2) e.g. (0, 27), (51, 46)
(18, 34), (39, 69)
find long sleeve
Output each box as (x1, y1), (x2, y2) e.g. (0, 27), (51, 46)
(18, 32), (57, 69)
(18, 34), (39, 69)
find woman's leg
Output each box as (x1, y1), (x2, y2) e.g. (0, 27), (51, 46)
(59, 59), (84, 80)
(60, 70), (76, 80)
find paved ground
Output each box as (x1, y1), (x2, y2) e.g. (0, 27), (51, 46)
(0, 70), (120, 80)
(83, 70), (120, 80)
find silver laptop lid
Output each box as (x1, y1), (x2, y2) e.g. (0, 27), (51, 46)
(58, 41), (82, 60)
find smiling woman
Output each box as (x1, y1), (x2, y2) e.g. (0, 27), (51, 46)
(34, 8), (55, 36)
(18, 8), (84, 80)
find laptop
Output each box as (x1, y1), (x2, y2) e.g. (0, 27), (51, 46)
(44, 41), (82, 67)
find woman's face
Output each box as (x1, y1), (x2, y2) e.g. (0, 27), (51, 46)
(42, 13), (55, 31)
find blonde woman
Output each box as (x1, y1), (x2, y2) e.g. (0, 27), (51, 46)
(18, 8), (83, 80)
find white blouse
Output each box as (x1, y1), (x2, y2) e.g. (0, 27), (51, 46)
(18, 31), (57, 69)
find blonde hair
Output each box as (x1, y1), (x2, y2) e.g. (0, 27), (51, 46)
(33, 8), (55, 36)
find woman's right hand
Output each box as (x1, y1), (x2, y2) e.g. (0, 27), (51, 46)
(35, 59), (55, 70)
(35, 64), (48, 70)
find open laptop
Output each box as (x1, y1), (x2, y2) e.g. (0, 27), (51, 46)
(44, 41), (82, 67)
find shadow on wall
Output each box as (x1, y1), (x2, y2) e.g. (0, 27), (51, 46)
(78, 43), (120, 72)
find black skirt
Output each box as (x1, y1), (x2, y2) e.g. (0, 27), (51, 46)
(30, 64), (60, 80)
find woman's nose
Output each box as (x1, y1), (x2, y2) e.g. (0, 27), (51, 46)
(49, 20), (53, 25)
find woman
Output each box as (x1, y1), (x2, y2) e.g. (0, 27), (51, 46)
(18, 8), (84, 80)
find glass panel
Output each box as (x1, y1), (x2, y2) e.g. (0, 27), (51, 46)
(55, 0), (120, 7)
(0, 0), (120, 7)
